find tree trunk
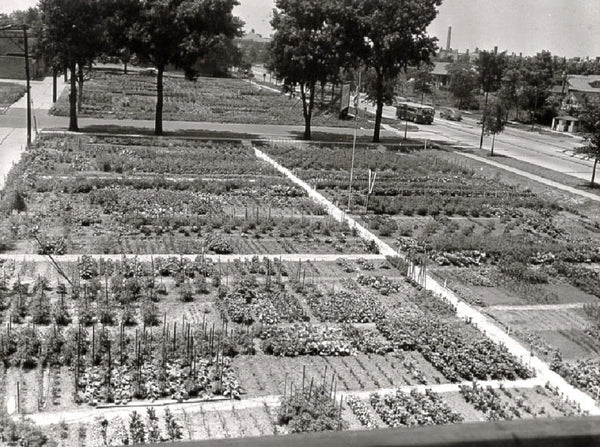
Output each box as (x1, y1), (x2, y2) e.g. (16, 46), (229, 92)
(155, 66), (164, 136)
(68, 62), (78, 132)
(592, 157), (598, 187)
(52, 67), (57, 103)
(77, 63), (84, 112)
(373, 73), (384, 143)
(300, 82), (314, 140)
(479, 91), (489, 149)
(491, 133), (495, 156)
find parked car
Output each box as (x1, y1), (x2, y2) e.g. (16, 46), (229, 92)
(439, 107), (462, 121)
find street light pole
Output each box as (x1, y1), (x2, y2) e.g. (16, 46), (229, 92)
(23, 24), (31, 146)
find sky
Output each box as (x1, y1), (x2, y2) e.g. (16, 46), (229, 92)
(2, 0), (599, 58)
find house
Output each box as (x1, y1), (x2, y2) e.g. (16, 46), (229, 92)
(0, 28), (44, 80)
(431, 62), (450, 88)
(552, 74), (600, 112)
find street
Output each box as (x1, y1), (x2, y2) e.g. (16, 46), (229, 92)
(355, 93), (595, 185)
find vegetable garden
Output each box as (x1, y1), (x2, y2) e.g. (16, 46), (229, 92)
(49, 71), (372, 128)
(2, 133), (600, 445)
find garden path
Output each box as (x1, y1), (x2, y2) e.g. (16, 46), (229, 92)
(488, 303), (587, 311)
(0, 253), (386, 263)
(23, 376), (544, 427)
(253, 145), (600, 416)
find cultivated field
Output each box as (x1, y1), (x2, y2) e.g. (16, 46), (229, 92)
(49, 70), (372, 128)
(3, 72), (600, 444)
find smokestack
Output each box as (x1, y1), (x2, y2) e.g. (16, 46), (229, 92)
(446, 26), (452, 51)
(494, 46), (498, 54)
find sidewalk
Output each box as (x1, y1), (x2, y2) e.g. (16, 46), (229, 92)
(0, 76), (60, 189)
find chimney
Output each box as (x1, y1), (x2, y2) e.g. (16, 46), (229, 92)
(446, 26), (452, 51)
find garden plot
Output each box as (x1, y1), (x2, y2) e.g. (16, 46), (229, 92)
(0, 134), (370, 255)
(0, 255), (534, 415)
(49, 70), (371, 128)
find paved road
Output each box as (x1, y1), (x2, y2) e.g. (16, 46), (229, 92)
(357, 95), (595, 185)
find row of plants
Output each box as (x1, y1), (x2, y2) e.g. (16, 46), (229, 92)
(216, 276), (308, 325)
(87, 408), (183, 446)
(303, 281), (385, 323)
(376, 306), (533, 382)
(369, 389), (463, 427)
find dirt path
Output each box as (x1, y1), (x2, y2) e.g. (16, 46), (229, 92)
(254, 146), (600, 416)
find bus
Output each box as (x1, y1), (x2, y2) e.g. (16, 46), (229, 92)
(396, 101), (435, 124)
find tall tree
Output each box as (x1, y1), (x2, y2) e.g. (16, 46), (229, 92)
(576, 97), (600, 187)
(268, 0), (341, 140)
(39, 0), (105, 131)
(447, 61), (478, 110)
(497, 63), (524, 121)
(520, 51), (554, 129)
(353, 0), (440, 142)
(412, 63), (434, 104)
(477, 49), (506, 148)
(102, 0), (140, 74)
(129, 0), (242, 135)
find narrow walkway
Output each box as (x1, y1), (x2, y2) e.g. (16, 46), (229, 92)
(488, 303), (587, 312)
(254, 146), (600, 415)
(459, 152), (600, 203)
(23, 377), (545, 427)
(0, 253), (386, 263)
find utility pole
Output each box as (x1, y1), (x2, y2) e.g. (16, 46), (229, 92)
(347, 72), (361, 211)
(23, 25), (31, 146)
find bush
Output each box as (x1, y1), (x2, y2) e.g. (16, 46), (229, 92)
(278, 383), (346, 433)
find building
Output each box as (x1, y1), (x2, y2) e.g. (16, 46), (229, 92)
(0, 28), (44, 80)
(431, 62), (451, 88)
(552, 74), (600, 112)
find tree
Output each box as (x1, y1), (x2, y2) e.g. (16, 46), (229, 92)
(102, 0), (140, 74)
(39, 0), (105, 131)
(268, 0), (340, 140)
(412, 63), (434, 104)
(129, 0), (243, 135)
(483, 99), (507, 156)
(447, 61), (478, 109)
(498, 65), (524, 121)
(519, 51), (554, 128)
(576, 97), (600, 187)
(477, 49), (506, 148)
(353, 0), (440, 142)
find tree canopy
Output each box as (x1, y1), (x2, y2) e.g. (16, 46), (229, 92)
(126, 0), (243, 135)
(269, 0), (342, 140)
(576, 97), (600, 187)
(39, 0), (106, 131)
(353, 0), (441, 142)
